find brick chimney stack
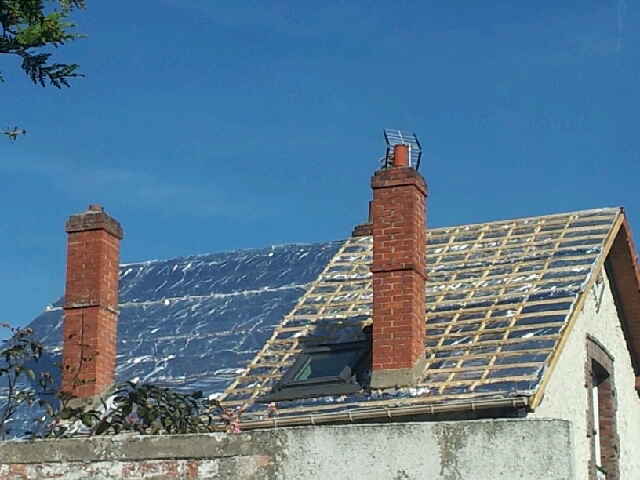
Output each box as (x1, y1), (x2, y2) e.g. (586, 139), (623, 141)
(62, 205), (123, 398)
(370, 144), (427, 389)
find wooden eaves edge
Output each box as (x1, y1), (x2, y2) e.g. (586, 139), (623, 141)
(605, 212), (640, 391)
(234, 396), (530, 431)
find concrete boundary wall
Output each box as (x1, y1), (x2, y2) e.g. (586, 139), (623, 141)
(0, 419), (575, 480)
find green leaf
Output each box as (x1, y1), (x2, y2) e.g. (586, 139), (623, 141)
(95, 422), (109, 436)
(59, 409), (73, 420)
(81, 413), (93, 427)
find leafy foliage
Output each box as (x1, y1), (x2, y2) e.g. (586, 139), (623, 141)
(0, 323), (43, 440)
(0, 0), (86, 87)
(100, 383), (220, 435)
(1, 1), (86, 140)
(0, 323), (239, 440)
(38, 382), (229, 438)
(78, 383), (226, 436)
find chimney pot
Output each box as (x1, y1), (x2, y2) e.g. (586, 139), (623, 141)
(393, 144), (410, 168)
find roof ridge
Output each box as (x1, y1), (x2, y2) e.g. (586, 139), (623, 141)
(119, 209), (621, 268)
(426, 206), (622, 233)
(119, 239), (344, 267)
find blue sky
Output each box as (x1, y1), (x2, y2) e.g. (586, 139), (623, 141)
(1, 1), (639, 333)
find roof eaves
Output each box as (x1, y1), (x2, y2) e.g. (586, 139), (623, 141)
(235, 396), (530, 431)
(427, 206), (621, 234)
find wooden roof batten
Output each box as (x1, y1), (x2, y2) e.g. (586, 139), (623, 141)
(530, 209), (640, 408)
(220, 207), (640, 424)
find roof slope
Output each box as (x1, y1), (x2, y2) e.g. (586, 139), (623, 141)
(220, 207), (631, 426)
(26, 241), (342, 395)
(11, 207), (639, 433)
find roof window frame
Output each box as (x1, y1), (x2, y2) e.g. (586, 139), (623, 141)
(258, 339), (371, 403)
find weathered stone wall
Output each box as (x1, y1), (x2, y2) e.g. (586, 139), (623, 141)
(532, 268), (640, 479)
(0, 419), (574, 480)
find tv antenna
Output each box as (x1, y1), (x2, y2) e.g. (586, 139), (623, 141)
(382, 129), (422, 171)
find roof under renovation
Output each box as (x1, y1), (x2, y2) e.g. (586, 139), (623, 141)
(17, 206), (640, 431)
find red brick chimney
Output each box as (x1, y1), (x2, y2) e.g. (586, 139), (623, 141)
(370, 144), (427, 389)
(62, 205), (123, 398)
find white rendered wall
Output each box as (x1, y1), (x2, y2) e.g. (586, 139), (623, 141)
(532, 267), (640, 479)
(0, 419), (575, 480)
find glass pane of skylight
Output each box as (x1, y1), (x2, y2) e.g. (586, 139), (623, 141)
(293, 351), (355, 381)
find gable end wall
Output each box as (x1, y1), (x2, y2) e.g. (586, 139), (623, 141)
(531, 267), (640, 479)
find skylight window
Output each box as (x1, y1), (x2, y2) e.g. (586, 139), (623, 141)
(259, 340), (370, 403)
